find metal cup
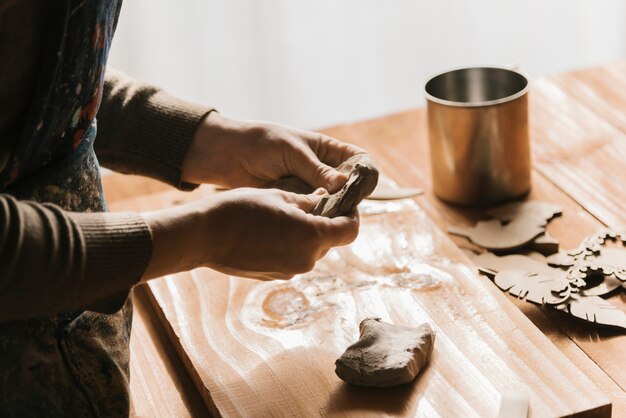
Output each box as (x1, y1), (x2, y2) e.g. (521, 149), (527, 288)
(424, 66), (531, 206)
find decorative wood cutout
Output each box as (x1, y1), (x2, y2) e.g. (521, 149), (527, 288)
(493, 269), (572, 305)
(335, 318), (435, 388)
(566, 257), (626, 296)
(547, 229), (626, 267)
(472, 230), (626, 330)
(557, 295), (626, 329)
(448, 202), (562, 251)
(486, 201), (562, 223)
(547, 230), (626, 296)
(471, 252), (550, 278)
(528, 231), (560, 256)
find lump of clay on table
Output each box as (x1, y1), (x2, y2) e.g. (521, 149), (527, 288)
(335, 317), (435, 388)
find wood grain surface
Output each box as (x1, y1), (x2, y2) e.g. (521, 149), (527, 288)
(104, 60), (626, 417)
(530, 77), (626, 229)
(128, 287), (206, 417)
(322, 105), (626, 417)
(111, 189), (610, 417)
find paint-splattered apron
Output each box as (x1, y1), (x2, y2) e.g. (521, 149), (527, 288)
(0, 1), (132, 416)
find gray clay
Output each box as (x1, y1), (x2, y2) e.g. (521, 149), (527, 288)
(270, 154), (379, 218)
(312, 154), (379, 218)
(335, 317), (435, 388)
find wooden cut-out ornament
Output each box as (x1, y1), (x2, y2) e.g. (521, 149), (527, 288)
(335, 318), (435, 388)
(528, 231), (560, 255)
(557, 295), (626, 329)
(473, 230), (626, 330)
(449, 202), (562, 251)
(471, 252), (550, 278)
(493, 269), (572, 305)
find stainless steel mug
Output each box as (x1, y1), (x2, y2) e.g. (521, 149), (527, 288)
(424, 66), (531, 206)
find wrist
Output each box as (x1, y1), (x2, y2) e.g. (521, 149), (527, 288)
(140, 203), (211, 281)
(181, 111), (235, 186)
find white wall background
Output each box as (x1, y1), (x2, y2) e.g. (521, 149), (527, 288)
(108, 0), (626, 130)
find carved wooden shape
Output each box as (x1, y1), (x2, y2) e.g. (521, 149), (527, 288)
(335, 318), (435, 388)
(529, 231), (560, 255)
(449, 202), (562, 251)
(486, 201), (562, 223)
(560, 295), (626, 329)
(312, 154), (379, 217)
(471, 252), (550, 278)
(472, 230), (626, 330)
(494, 270), (572, 305)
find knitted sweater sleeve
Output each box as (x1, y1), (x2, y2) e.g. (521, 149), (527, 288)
(95, 68), (215, 190)
(0, 194), (152, 322)
(1, 69), (215, 322)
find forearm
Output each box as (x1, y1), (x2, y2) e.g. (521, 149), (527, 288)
(95, 68), (214, 189)
(0, 194), (151, 322)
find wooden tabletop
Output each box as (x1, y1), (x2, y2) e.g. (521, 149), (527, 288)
(104, 60), (626, 417)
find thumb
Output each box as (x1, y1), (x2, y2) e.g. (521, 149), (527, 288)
(293, 150), (348, 193)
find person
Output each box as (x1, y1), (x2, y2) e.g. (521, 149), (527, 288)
(0, 1), (362, 416)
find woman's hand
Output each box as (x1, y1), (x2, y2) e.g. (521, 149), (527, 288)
(180, 112), (366, 192)
(141, 188), (359, 281)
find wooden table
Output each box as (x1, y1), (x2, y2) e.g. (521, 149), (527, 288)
(104, 60), (626, 417)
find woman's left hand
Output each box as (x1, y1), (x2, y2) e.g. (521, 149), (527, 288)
(180, 112), (366, 192)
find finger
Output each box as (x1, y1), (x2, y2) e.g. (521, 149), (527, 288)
(314, 210), (360, 247)
(282, 189), (325, 212)
(289, 148), (348, 193)
(305, 133), (367, 167)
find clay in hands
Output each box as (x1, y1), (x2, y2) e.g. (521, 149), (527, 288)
(312, 154), (379, 218)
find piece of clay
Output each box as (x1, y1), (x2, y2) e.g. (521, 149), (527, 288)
(270, 154), (379, 218)
(448, 201), (562, 251)
(335, 317), (435, 388)
(312, 154), (379, 218)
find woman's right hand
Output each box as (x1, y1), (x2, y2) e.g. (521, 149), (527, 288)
(140, 188), (359, 281)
